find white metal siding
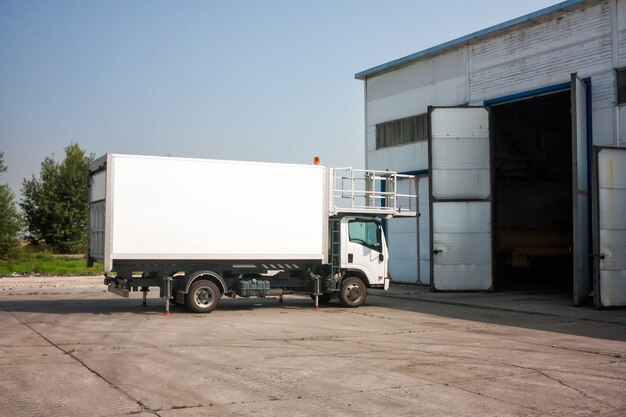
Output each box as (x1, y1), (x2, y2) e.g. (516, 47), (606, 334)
(430, 108), (492, 291)
(432, 202), (492, 290)
(418, 176), (431, 285)
(367, 140), (429, 173)
(596, 148), (626, 306)
(617, 0), (626, 67)
(469, 2), (613, 103)
(431, 108), (491, 200)
(365, 47), (468, 172)
(617, 0), (626, 145)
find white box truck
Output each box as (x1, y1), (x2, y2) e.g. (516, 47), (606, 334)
(88, 154), (416, 313)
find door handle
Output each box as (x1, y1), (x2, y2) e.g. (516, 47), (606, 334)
(433, 249), (442, 255)
(348, 253), (353, 263)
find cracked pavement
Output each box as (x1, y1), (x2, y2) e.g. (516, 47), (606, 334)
(0, 277), (625, 417)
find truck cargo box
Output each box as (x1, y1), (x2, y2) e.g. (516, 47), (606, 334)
(89, 154), (330, 272)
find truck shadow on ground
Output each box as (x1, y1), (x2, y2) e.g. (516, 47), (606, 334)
(0, 295), (321, 316)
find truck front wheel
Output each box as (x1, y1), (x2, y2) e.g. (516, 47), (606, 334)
(186, 280), (221, 313)
(338, 277), (367, 307)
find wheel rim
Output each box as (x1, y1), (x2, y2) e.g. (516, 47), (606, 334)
(194, 287), (215, 307)
(345, 283), (362, 303)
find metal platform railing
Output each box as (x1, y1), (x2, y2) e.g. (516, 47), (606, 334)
(331, 168), (417, 217)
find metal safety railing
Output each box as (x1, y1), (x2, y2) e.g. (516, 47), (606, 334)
(331, 168), (417, 217)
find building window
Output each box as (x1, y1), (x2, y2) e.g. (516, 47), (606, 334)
(376, 113), (428, 149)
(617, 68), (626, 105)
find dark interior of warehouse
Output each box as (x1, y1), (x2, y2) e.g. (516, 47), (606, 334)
(491, 90), (573, 292)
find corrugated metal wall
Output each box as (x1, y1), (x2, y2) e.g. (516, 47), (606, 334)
(469, 2), (612, 102)
(469, 0), (615, 146)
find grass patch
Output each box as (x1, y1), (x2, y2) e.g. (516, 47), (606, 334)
(0, 248), (103, 275)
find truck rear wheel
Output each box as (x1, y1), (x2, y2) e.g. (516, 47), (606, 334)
(338, 277), (367, 307)
(186, 280), (221, 313)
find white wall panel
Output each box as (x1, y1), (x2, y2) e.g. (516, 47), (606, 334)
(418, 176), (430, 284)
(591, 71), (616, 110)
(600, 271), (626, 306)
(430, 107), (492, 291)
(593, 107), (616, 146)
(619, 106), (626, 144)
(469, 2), (613, 103)
(367, 141), (429, 172)
(433, 264), (492, 291)
(596, 147), (626, 307)
(365, 48), (468, 173)
(419, 260), (431, 285)
(599, 230), (626, 270)
(367, 48), (467, 102)
(368, 77), (467, 125)
(431, 201), (492, 290)
(387, 178), (419, 283)
(431, 170), (490, 200)
(432, 201), (491, 234)
(599, 189), (626, 229)
(431, 108), (490, 200)
(387, 215), (418, 282)
(617, 0), (626, 66)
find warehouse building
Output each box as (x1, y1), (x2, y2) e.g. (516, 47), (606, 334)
(355, 0), (626, 307)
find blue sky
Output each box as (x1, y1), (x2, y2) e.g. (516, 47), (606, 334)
(1, 0), (561, 197)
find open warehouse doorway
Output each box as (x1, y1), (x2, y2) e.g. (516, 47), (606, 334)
(490, 90), (573, 293)
(428, 75), (590, 304)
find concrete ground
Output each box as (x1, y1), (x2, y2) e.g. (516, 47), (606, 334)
(0, 276), (625, 417)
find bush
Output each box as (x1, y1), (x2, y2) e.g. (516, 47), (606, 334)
(20, 144), (93, 253)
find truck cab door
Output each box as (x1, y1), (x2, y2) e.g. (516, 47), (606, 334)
(341, 218), (387, 287)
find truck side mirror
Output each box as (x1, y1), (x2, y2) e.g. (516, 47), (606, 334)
(379, 253), (384, 262)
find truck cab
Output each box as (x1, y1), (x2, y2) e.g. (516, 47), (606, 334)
(340, 217), (389, 290)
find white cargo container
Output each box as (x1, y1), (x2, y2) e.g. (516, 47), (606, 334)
(88, 153), (416, 313)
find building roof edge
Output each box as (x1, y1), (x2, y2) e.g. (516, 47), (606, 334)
(354, 0), (585, 80)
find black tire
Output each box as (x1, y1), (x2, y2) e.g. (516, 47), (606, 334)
(338, 277), (367, 307)
(185, 280), (221, 313)
(310, 293), (333, 304)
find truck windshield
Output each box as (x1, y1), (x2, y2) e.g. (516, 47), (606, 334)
(348, 220), (382, 252)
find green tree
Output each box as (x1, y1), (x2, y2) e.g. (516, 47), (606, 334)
(0, 152), (24, 258)
(21, 144), (93, 253)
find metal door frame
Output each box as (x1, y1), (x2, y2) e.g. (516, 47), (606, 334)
(571, 73), (592, 305)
